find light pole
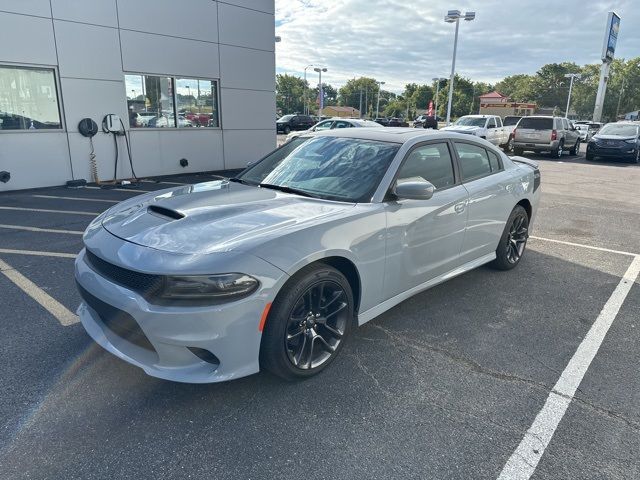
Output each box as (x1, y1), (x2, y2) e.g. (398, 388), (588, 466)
(314, 66), (327, 117)
(303, 64), (315, 115)
(375, 81), (385, 119)
(444, 10), (475, 126)
(564, 73), (581, 118)
(432, 77), (446, 118)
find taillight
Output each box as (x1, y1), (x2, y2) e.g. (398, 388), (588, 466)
(551, 129), (557, 141)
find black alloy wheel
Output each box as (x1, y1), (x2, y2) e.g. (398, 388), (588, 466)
(490, 205), (529, 270)
(260, 264), (353, 380)
(283, 125), (291, 134)
(284, 281), (348, 370)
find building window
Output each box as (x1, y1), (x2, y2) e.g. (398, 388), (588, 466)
(125, 74), (219, 129)
(176, 78), (219, 128)
(0, 65), (62, 131)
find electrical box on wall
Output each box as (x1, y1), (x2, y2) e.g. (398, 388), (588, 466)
(102, 114), (123, 134)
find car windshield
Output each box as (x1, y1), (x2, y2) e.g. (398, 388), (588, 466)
(598, 124), (639, 137)
(236, 136), (400, 202)
(278, 115), (294, 122)
(503, 117), (520, 126)
(455, 117), (486, 127)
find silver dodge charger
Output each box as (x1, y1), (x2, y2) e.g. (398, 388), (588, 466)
(75, 129), (540, 383)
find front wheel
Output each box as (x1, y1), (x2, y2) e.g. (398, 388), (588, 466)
(260, 264), (353, 380)
(489, 205), (529, 271)
(283, 126), (291, 134)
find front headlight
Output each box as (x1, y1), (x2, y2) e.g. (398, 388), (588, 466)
(159, 273), (259, 302)
(624, 139), (637, 144)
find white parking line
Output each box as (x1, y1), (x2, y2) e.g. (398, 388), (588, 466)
(0, 258), (78, 326)
(0, 248), (77, 258)
(0, 206), (98, 216)
(0, 224), (83, 235)
(32, 194), (119, 204)
(531, 235), (638, 257)
(497, 255), (640, 480)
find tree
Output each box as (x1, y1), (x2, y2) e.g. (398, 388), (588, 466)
(338, 77), (382, 116)
(493, 74), (536, 103)
(276, 74), (308, 115)
(310, 83), (338, 111)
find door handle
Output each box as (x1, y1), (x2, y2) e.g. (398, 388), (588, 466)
(454, 202), (466, 214)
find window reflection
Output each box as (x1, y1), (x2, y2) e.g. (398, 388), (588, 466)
(0, 66), (61, 131)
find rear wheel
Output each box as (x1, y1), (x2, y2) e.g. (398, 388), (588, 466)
(260, 264), (353, 380)
(586, 152), (595, 161)
(503, 136), (514, 153)
(514, 147), (524, 156)
(550, 141), (564, 159)
(489, 205), (529, 271)
(283, 126), (291, 134)
(569, 139), (580, 156)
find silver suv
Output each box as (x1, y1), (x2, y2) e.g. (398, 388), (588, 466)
(513, 116), (581, 158)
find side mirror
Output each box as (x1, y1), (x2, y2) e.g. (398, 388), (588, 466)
(393, 180), (435, 200)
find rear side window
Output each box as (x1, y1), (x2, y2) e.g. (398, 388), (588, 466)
(397, 143), (455, 189)
(454, 143), (492, 180)
(503, 116), (520, 126)
(487, 150), (501, 172)
(518, 117), (553, 130)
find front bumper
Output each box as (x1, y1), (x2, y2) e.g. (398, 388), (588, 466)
(587, 143), (638, 159)
(75, 231), (287, 383)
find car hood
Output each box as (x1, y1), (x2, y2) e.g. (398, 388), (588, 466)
(441, 125), (482, 133)
(100, 180), (355, 254)
(593, 135), (636, 141)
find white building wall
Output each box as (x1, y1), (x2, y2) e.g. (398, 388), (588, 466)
(0, 1), (275, 191)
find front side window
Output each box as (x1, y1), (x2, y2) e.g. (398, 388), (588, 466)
(454, 142), (492, 181)
(313, 120), (333, 131)
(334, 121), (352, 129)
(488, 118), (497, 128)
(397, 143), (455, 189)
(237, 136), (400, 202)
(0, 65), (61, 131)
(125, 74), (219, 128)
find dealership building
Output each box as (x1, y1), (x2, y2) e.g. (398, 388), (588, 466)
(0, 1), (276, 191)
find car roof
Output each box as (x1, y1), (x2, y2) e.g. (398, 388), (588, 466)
(303, 127), (486, 144)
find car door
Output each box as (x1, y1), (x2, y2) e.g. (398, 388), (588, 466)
(486, 117), (499, 145)
(452, 141), (515, 263)
(383, 141), (469, 298)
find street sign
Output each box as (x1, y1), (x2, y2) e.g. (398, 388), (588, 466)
(601, 11), (620, 62)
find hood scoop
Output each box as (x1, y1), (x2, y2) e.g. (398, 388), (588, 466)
(147, 205), (185, 220)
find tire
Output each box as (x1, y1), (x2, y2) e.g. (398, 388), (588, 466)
(550, 141), (564, 159)
(489, 205), (529, 271)
(283, 126), (291, 134)
(513, 148), (524, 156)
(259, 263), (354, 380)
(633, 149), (640, 164)
(585, 152), (595, 161)
(503, 136), (514, 154)
(569, 139), (580, 156)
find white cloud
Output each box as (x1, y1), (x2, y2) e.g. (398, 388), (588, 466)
(275, 0), (639, 93)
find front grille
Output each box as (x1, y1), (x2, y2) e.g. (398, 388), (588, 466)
(77, 283), (155, 352)
(85, 250), (164, 299)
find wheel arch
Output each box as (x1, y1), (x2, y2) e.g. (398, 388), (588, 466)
(316, 256), (362, 315)
(516, 198), (532, 220)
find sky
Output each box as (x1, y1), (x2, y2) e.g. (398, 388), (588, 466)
(274, 0), (640, 94)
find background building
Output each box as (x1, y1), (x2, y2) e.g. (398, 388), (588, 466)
(0, 0), (275, 191)
(322, 106), (360, 118)
(478, 91), (536, 117)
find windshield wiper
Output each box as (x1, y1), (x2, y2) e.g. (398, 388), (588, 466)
(259, 183), (317, 198)
(228, 177), (258, 186)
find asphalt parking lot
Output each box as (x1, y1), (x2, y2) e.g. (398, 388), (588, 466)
(1, 148), (639, 479)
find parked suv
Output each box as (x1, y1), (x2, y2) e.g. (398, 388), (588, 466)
(276, 114), (314, 134)
(513, 116), (581, 158)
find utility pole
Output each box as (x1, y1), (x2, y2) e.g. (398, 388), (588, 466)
(615, 76), (625, 119)
(359, 88), (363, 118)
